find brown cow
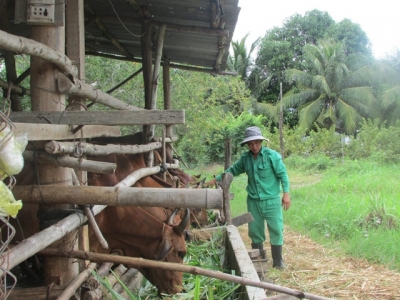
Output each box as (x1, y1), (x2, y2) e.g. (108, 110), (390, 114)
(89, 205), (189, 294)
(88, 152), (191, 294)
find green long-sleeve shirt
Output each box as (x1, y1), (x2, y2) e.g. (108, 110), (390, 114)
(216, 146), (290, 200)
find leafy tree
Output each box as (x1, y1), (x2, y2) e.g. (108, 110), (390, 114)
(169, 69), (254, 165)
(227, 33), (260, 82)
(281, 40), (376, 134)
(250, 9), (371, 110)
(327, 19), (372, 56)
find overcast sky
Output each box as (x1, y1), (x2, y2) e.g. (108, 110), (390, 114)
(232, 0), (400, 59)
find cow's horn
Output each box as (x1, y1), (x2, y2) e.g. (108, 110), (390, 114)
(177, 208), (190, 236)
(167, 208), (179, 226)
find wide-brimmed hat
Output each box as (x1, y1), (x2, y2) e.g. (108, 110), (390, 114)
(240, 126), (269, 146)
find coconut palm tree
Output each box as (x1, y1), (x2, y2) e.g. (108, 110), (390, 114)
(227, 33), (260, 82)
(378, 49), (400, 126)
(281, 40), (376, 134)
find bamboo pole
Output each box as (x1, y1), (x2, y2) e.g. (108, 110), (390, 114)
(45, 140), (165, 156)
(40, 248), (333, 300)
(56, 73), (140, 111)
(113, 268), (140, 294)
(23, 150), (117, 174)
(0, 78), (31, 96)
(0, 30), (78, 77)
(82, 264), (127, 300)
(57, 262), (97, 300)
(12, 185), (223, 209)
(71, 170), (108, 250)
(83, 262), (113, 290)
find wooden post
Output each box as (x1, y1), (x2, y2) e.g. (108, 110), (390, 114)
(141, 17), (153, 166)
(151, 23), (166, 107)
(30, 20), (79, 285)
(224, 138), (231, 170)
(221, 172), (233, 225)
(163, 61), (174, 162)
(279, 82), (285, 160)
(162, 127), (166, 181)
(66, 0), (89, 277)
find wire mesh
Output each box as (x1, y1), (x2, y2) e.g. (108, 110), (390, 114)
(0, 216), (17, 300)
(0, 84), (18, 299)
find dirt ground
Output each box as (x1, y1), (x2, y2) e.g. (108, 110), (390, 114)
(237, 225), (400, 300)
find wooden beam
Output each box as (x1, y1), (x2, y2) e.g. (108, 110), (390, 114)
(45, 140), (164, 156)
(13, 123), (121, 141)
(10, 110), (185, 125)
(0, 78), (30, 96)
(23, 150), (117, 174)
(84, 51), (238, 75)
(56, 73), (141, 111)
(0, 30), (78, 78)
(12, 185), (223, 209)
(107, 68), (143, 94)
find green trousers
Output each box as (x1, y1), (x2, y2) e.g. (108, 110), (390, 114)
(247, 196), (284, 246)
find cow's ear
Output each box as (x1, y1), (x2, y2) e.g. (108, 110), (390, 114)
(154, 239), (172, 261)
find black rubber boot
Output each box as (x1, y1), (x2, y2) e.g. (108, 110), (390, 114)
(251, 243), (266, 259)
(271, 245), (285, 269)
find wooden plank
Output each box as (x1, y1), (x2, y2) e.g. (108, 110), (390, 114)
(14, 123), (121, 141)
(231, 212), (254, 227)
(225, 225), (267, 299)
(10, 110), (185, 125)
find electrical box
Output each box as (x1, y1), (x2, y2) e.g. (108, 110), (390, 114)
(15, 0), (64, 26)
(27, 0), (55, 25)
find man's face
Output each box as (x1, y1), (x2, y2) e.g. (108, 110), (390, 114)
(247, 140), (262, 154)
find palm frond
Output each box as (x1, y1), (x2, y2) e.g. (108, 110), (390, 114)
(373, 61), (400, 86)
(336, 98), (359, 133)
(282, 89), (319, 108)
(284, 69), (312, 87)
(313, 75), (331, 95)
(253, 101), (277, 121)
(298, 97), (325, 130)
(381, 86), (400, 108)
(341, 86), (375, 116)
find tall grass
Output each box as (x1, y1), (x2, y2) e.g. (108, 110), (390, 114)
(192, 157), (400, 272)
(285, 158), (400, 271)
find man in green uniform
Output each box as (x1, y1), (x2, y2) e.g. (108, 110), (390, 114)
(206, 126), (291, 268)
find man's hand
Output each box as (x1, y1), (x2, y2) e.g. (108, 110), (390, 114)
(204, 178), (217, 187)
(282, 193), (291, 211)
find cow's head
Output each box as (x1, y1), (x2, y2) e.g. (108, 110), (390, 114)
(138, 208), (190, 294)
(91, 207), (190, 294)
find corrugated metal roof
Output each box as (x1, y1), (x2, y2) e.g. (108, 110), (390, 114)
(2, 0), (241, 72)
